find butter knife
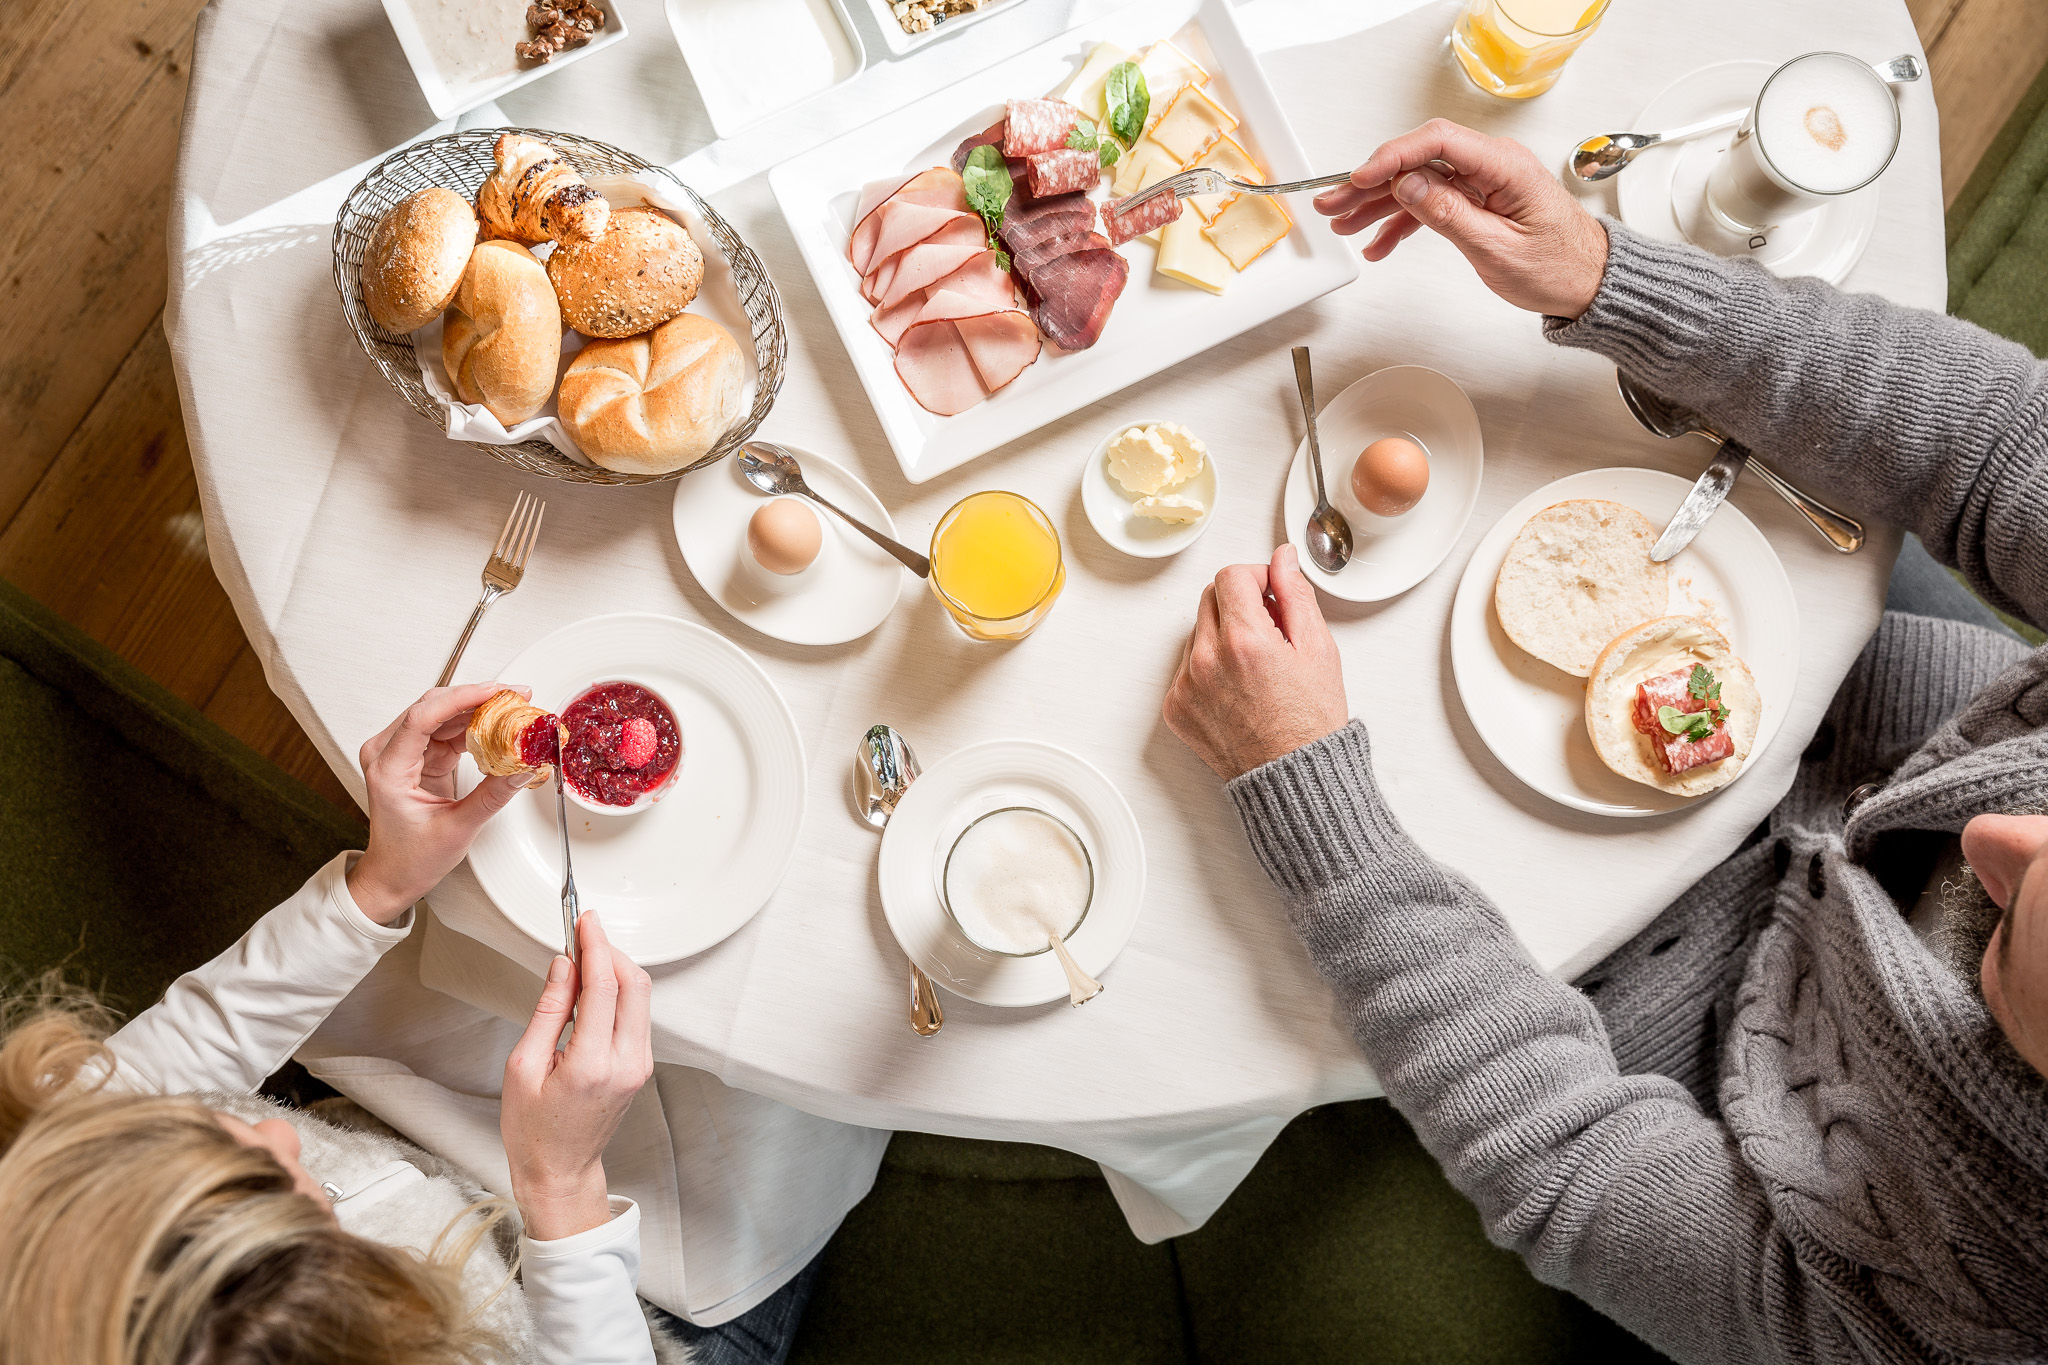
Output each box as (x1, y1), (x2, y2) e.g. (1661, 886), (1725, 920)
(552, 725), (579, 964)
(1650, 443), (1750, 562)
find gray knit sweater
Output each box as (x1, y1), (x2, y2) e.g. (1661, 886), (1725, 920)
(1228, 223), (2048, 1364)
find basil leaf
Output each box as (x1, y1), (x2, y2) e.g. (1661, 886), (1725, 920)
(961, 144), (1013, 255)
(1657, 705), (1716, 743)
(1104, 61), (1149, 147)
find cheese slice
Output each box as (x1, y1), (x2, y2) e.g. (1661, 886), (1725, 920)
(1149, 85), (1238, 164)
(1110, 134), (1182, 198)
(1138, 38), (1210, 124)
(1155, 210), (1231, 294)
(1202, 190), (1291, 271)
(1188, 134), (1265, 223)
(1057, 41), (1131, 123)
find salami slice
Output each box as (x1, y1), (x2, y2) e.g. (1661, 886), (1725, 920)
(1002, 98), (1081, 157)
(1026, 147), (1101, 200)
(1630, 666), (1710, 735)
(1104, 191), (1183, 245)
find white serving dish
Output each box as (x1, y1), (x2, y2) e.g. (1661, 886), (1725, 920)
(1080, 420), (1221, 558)
(769, 0), (1359, 484)
(861, 0), (1029, 57)
(665, 0), (866, 139)
(1447, 467), (1801, 818)
(378, 0), (629, 121)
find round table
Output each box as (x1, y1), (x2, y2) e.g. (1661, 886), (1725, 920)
(171, 0), (1936, 1312)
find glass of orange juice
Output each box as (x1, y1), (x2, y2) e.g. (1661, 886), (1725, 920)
(1451, 0), (1610, 99)
(928, 491), (1066, 642)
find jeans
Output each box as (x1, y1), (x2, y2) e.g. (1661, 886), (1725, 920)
(1884, 533), (2020, 639)
(647, 1253), (823, 1365)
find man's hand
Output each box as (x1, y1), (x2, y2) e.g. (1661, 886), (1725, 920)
(346, 683), (534, 924)
(502, 912), (655, 1242)
(1312, 119), (1610, 319)
(1163, 544), (1350, 781)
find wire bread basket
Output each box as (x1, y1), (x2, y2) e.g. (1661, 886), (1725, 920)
(331, 127), (786, 486)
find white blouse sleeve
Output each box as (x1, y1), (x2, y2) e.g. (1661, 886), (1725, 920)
(101, 851), (412, 1096)
(521, 1197), (659, 1365)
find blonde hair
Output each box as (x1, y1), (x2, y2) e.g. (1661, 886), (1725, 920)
(0, 980), (509, 1365)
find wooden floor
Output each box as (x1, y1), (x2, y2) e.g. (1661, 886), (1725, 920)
(4, 1), (2044, 821)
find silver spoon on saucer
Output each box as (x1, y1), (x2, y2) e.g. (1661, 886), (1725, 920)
(852, 724), (944, 1037)
(740, 442), (930, 578)
(1570, 52), (1926, 182)
(1291, 347), (1351, 574)
(1046, 931), (1103, 1006)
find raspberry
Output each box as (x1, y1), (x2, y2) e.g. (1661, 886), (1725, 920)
(614, 716), (658, 770)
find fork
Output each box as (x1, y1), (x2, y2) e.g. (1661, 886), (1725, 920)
(437, 491), (545, 687)
(1110, 167), (1356, 219)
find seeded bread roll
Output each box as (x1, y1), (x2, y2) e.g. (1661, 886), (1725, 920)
(360, 188), (478, 334)
(557, 313), (746, 474)
(442, 240), (562, 426)
(1585, 616), (1760, 797)
(1494, 500), (1668, 676)
(547, 206), (705, 339)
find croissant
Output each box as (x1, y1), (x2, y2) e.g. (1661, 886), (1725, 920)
(466, 689), (562, 784)
(476, 134), (610, 246)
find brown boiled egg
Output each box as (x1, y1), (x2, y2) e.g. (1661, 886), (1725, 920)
(1351, 436), (1430, 517)
(747, 498), (822, 575)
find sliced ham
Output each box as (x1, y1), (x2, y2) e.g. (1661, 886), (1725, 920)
(1003, 98), (1082, 157)
(952, 119), (1007, 174)
(895, 321), (986, 416)
(848, 167), (968, 273)
(861, 251), (900, 305)
(1027, 247), (1128, 351)
(898, 292), (1042, 412)
(851, 172), (917, 233)
(870, 291), (928, 348)
(875, 215), (988, 309)
(1026, 147), (1102, 199)
(852, 201), (977, 277)
(954, 311), (1040, 394)
(868, 251), (1021, 347)
(1105, 191), (1182, 245)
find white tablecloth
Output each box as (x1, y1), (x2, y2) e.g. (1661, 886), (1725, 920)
(169, 0), (1939, 1301)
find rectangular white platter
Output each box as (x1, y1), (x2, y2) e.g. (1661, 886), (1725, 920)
(769, 0), (1359, 484)
(860, 0), (1031, 57)
(379, 0), (629, 121)
(666, 0), (866, 140)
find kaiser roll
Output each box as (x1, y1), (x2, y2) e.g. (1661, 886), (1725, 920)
(557, 313), (747, 474)
(1585, 616), (1760, 797)
(361, 188), (478, 334)
(1494, 499), (1667, 677)
(547, 206), (705, 338)
(442, 239), (562, 426)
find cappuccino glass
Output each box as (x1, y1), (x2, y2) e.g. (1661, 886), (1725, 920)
(1704, 52), (1900, 240)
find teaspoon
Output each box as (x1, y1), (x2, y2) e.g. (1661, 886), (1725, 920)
(1046, 931), (1103, 1006)
(740, 442), (931, 578)
(1291, 347), (1351, 574)
(852, 724), (944, 1037)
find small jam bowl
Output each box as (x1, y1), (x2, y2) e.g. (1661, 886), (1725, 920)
(554, 677), (685, 817)
(937, 805), (1094, 958)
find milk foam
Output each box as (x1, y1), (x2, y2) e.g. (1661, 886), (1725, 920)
(944, 808), (1091, 955)
(1754, 53), (1898, 193)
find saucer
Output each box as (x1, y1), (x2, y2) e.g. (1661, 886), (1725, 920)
(1283, 365), (1485, 602)
(1081, 420), (1223, 558)
(672, 444), (906, 646)
(876, 739), (1145, 1008)
(1615, 60), (1879, 284)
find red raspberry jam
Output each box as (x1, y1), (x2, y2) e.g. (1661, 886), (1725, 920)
(560, 681), (682, 807)
(516, 713), (562, 770)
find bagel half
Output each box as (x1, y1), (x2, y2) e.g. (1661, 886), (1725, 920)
(1586, 616), (1759, 797)
(1495, 500), (1668, 677)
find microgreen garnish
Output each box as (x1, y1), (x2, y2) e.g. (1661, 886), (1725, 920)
(1657, 705), (1718, 744)
(1066, 115), (1120, 168)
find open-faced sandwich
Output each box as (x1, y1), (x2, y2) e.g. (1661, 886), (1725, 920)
(1586, 616), (1759, 797)
(466, 689), (563, 785)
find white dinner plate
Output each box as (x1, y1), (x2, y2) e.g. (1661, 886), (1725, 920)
(1449, 468), (1800, 817)
(462, 613), (807, 964)
(768, 0), (1359, 484)
(1080, 419), (1222, 558)
(1616, 60), (1879, 285)
(1284, 366), (1485, 602)
(672, 445), (907, 645)
(877, 740), (1146, 1007)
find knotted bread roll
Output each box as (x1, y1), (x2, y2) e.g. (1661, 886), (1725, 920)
(442, 240), (561, 426)
(557, 313), (746, 474)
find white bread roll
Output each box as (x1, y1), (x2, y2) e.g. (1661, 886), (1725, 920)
(361, 188), (477, 334)
(1494, 500), (1668, 676)
(1585, 616), (1760, 797)
(442, 239), (561, 425)
(556, 313), (746, 474)
(547, 206), (705, 338)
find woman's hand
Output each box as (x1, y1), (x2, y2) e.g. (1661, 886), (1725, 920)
(1312, 119), (1610, 319)
(501, 912), (655, 1242)
(1162, 544), (1350, 781)
(345, 683), (535, 925)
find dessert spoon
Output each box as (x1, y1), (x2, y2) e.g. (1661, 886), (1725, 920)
(852, 724), (944, 1037)
(1570, 53), (1926, 182)
(740, 442), (930, 577)
(1291, 347), (1352, 574)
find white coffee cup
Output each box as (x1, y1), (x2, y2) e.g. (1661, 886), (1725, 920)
(1704, 51), (1901, 242)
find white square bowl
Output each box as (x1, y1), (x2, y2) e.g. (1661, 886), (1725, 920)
(379, 0), (631, 120)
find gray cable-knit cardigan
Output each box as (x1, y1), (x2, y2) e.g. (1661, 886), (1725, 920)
(1227, 223), (2048, 1364)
